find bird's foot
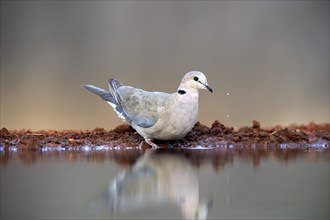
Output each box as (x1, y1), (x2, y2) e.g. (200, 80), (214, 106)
(138, 139), (160, 149)
(146, 139), (160, 149)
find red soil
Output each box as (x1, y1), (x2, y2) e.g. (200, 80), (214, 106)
(0, 120), (329, 150)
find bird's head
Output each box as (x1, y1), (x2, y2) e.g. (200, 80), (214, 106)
(178, 71), (213, 93)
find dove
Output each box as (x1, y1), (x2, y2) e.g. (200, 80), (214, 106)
(83, 71), (213, 148)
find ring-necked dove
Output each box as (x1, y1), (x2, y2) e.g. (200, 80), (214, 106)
(83, 71), (212, 148)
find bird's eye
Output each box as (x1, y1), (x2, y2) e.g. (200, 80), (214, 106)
(194, 76), (199, 81)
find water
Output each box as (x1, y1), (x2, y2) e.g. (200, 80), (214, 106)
(1, 147), (329, 219)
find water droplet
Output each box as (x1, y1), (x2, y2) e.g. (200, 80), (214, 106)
(9, 146), (17, 152)
(56, 146), (65, 151)
(226, 92), (230, 96)
(81, 145), (91, 152)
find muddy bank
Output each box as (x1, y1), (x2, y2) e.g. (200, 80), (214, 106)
(0, 120), (329, 150)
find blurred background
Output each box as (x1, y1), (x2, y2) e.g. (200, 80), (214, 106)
(1, 1), (329, 130)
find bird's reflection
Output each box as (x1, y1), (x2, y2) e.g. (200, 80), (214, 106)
(108, 151), (211, 219)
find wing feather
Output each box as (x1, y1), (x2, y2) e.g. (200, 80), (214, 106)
(116, 86), (169, 128)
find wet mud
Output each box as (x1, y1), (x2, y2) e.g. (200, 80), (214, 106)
(1, 120), (329, 167)
(0, 120), (328, 150)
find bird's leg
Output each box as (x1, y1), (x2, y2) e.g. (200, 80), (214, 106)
(138, 139), (160, 149)
(145, 138), (160, 149)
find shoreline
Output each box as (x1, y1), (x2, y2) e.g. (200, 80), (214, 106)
(0, 120), (329, 150)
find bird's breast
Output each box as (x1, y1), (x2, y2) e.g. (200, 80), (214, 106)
(133, 93), (199, 140)
(156, 94), (199, 140)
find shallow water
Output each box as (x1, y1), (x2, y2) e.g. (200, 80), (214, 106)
(1, 147), (329, 219)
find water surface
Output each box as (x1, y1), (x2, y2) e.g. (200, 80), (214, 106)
(1, 147), (329, 219)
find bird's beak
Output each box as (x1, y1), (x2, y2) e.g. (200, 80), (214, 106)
(197, 80), (213, 93)
(205, 84), (213, 93)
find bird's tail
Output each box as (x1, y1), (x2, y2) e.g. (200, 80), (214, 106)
(83, 85), (116, 103)
(83, 85), (108, 97)
(83, 83), (128, 122)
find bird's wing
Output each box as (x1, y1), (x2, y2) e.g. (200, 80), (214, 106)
(109, 79), (170, 128)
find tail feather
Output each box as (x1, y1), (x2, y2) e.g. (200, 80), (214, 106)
(83, 84), (129, 122)
(83, 85), (116, 103)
